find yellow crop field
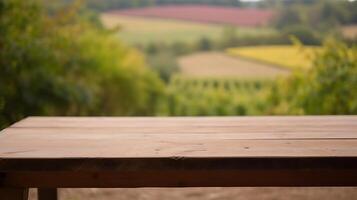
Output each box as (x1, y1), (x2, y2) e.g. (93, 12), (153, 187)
(227, 45), (320, 70)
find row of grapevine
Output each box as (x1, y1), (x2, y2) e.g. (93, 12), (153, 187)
(170, 77), (269, 91)
(158, 76), (272, 116)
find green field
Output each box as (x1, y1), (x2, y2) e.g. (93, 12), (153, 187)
(101, 14), (277, 45)
(158, 76), (272, 116)
(227, 45), (320, 70)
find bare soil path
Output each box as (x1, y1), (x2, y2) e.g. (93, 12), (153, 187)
(178, 52), (289, 79)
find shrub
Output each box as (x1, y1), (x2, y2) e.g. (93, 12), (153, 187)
(283, 25), (321, 45)
(268, 40), (357, 115)
(147, 51), (179, 83)
(0, 0), (164, 128)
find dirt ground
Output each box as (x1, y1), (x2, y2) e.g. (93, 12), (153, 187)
(29, 187), (357, 200)
(342, 25), (357, 39)
(178, 52), (289, 79)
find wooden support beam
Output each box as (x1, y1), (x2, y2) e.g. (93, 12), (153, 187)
(38, 188), (58, 200)
(0, 188), (28, 200)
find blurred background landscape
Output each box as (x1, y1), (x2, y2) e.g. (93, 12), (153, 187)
(1, 0), (357, 199)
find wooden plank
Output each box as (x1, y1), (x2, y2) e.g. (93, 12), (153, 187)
(3, 127), (357, 138)
(0, 138), (357, 158)
(2, 167), (357, 187)
(11, 116), (357, 128)
(0, 157), (356, 172)
(0, 188), (28, 200)
(38, 188), (58, 200)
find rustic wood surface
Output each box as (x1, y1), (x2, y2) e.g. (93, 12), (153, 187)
(0, 116), (356, 187)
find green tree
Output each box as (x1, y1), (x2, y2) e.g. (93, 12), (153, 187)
(268, 40), (357, 115)
(219, 26), (238, 48)
(0, 0), (164, 128)
(196, 37), (213, 51)
(283, 25), (320, 45)
(147, 51), (179, 83)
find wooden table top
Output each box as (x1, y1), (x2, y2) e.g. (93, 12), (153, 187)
(1, 116), (357, 158)
(0, 116), (357, 187)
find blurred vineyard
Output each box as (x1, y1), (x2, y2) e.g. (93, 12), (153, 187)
(1, 0), (357, 130)
(159, 76), (272, 116)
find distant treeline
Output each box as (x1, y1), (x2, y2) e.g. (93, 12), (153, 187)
(84, 0), (336, 10)
(60, 0), (357, 28)
(84, 0), (357, 16)
(274, 0), (357, 29)
(85, 0), (242, 11)
(84, 0), (318, 11)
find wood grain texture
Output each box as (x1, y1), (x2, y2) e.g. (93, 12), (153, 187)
(10, 116), (357, 129)
(0, 116), (357, 187)
(1, 116), (357, 158)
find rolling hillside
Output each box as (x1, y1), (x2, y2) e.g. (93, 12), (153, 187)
(101, 14), (277, 44)
(109, 5), (274, 27)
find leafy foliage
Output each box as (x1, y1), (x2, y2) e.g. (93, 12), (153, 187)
(0, 0), (164, 128)
(282, 25), (321, 45)
(268, 40), (357, 115)
(274, 0), (357, 32)
(146, 51), (179, 83)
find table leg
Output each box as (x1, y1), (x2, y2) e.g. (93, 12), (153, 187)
(38, 188), (58, 200)
(0, 188), (29, 200)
